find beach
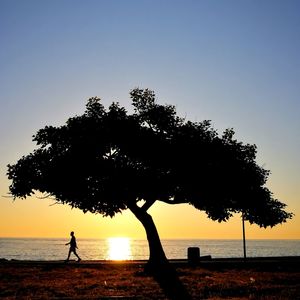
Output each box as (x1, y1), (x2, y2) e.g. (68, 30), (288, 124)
(1, 257), (300, 299)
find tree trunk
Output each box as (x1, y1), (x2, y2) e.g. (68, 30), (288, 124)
(128, 203), (191, 300)
(128, 203), (167, 267)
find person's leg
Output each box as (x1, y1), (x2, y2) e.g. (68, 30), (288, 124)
(66, 248), (71, 261)
(74, 249), (81, 261)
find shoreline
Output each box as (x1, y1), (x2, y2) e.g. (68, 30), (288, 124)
(2, 255), (300, 261)
(2, 255), (300, 268)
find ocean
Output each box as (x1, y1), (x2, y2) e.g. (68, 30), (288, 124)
(0, 238), (299, 261)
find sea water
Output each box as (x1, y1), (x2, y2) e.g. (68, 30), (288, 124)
(0, 238), (299, 261)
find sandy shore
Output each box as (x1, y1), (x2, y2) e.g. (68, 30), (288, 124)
(1, 257), (300, 299)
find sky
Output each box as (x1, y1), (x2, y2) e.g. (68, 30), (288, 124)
(0, 0), (299, 240)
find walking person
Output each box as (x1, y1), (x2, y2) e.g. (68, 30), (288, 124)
(65, 231), (81, 262)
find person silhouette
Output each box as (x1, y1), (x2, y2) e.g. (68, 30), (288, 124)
(65, 231), (81, 262)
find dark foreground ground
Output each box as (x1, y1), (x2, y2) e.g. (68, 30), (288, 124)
(0, 257), (300, 299)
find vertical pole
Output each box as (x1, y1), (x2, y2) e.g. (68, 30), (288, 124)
(242, 212), (247, 261)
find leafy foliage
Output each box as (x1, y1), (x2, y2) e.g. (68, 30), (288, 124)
(7, 89), (293, 227)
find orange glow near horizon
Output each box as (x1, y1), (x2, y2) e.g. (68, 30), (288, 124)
(0, 195), (299, 240)
(107, 237), (131, 260)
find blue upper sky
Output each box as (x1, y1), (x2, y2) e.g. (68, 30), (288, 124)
(0, 0), (299, 238)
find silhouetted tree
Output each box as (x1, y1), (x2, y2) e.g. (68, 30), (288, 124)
(7, 89), (293, 298)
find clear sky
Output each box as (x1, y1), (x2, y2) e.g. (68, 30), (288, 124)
(0, 0), (299, 239)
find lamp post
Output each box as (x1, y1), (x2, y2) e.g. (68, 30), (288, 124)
(242, 212), (247, 261)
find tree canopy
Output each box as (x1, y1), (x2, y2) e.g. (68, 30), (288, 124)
(8, 88), (292, 228)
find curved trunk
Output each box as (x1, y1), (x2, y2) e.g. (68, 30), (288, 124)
(128, 203), (168, 266)
(128, 203), (191, 300)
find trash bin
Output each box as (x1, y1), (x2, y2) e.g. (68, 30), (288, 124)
(187, 247), (200, 265)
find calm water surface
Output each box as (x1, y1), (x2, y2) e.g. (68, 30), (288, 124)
(0, 238), (299, 261)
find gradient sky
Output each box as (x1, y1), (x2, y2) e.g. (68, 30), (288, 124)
(0, 0), (299, 239)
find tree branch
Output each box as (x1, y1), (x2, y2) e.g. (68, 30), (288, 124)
(141, 199), (156, 211)
(37, 193), (53, 199)
(127, 201), (140, 215)
(158, 198), (187, 205)
(49, 201), (63, 206)
(2, 194), (14, 198)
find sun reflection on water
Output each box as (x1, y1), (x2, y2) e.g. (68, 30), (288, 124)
(107, 237), (132, 260)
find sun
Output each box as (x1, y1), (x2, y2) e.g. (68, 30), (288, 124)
(107, 237), (132, 260)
